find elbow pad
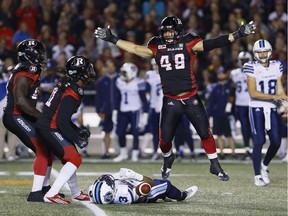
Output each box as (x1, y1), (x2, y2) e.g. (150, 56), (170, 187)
(203, 35), (231, 52)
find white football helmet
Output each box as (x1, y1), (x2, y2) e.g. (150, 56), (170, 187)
(238, 51), (252, 66)
(88, 175), (115, 204)
(120, 62), (138, 81)
(253, 39), (272, 63)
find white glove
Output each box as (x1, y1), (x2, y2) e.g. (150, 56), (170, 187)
(112, 110), (118, 125)
(225, 102), (232, 113)
(119, 168), (143, 181)
(138, 112), (148, 131)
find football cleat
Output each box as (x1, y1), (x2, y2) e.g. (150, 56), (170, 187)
(161, 153), (175, 179)
(27, 190), (44, 202)
(73, 191), (90, 201)
(254, 175), (266, 187)
(210, 162), (229, 181)
(177, 186), (198, 201)
(113, 154), (128, 162)
(261, 164), (270, 184)
(42, 185), (65, 198)
(44, 194), (71, 204)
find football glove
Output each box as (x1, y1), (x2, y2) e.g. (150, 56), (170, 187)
(94, 25), (119, 44)
(119, 168), (143, 181)
(112, 110), (118, 125)
(79, 126), (91, 139)
(74, 137), (88, 149)
(232, 21), (256, 40)
(138, 112), (148, 131)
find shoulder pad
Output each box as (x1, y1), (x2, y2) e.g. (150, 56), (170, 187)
(147, 36), (162, 46)
(182, 33), (201, 42)
(13, 62), (41, 74)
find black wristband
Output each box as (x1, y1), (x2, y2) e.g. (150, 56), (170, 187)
(232, 31), (240, 40)
(111, 35), (119, 45)
(203, 35), (231, 52)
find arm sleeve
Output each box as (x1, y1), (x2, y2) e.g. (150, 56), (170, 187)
(56, 96), (81, 143)
(203, 35), (231, 52)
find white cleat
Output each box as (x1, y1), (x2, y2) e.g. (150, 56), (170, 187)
(113, 154), (128, 162)
(261, 164), (270, 184)
(254, 175), (266, 187)
(184, 186), (198, 200)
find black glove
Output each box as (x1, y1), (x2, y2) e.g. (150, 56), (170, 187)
(232, 21), (256, 40)
(94, 25), (119, 44)
(74, 137), (88, 149)
(79, 126), (91, 139)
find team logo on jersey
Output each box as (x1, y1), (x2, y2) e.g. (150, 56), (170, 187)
(192, 99), (198, 105)
(29, 66), (37, 73)
(167, 101), (174, 106)
(158, 45), (166, 49)
(78, 88), (84, 95)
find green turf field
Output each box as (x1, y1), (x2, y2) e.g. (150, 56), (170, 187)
(0, 159), (287, 216)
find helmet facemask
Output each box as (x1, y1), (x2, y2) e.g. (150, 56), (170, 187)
(158, 16), (183, 44)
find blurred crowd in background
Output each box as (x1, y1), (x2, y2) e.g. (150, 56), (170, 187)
(0, 0), (287, 160)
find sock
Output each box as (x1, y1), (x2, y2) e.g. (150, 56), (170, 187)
(67, 172), (81, 198)
(43, 166), (52, 187)
(45, 162), (77, 197)
(31, 175), (45, 192)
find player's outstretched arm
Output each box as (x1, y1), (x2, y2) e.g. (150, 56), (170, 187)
(193, 21), (256, 52)
(95, 26), (153, 58)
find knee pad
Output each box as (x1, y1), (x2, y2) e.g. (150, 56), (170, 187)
(159, 140), (172, 153)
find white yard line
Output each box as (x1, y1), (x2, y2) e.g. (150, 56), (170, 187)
(51, 168), (107, 216)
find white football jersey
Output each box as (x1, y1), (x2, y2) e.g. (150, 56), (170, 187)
(111, 173), (140, 204)
(116, 77), (146, 112)
(243, 60), (283, 108)
(145, 70), (163, 112)
(230, 68), (250, 106)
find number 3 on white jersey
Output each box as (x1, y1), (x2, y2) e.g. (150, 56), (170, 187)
(160, 54), (185, 71)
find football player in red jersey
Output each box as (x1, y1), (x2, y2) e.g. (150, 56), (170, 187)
(95, 16), (256, 181)
(2, 39), (55, 201)
(35, 56), (97, 204)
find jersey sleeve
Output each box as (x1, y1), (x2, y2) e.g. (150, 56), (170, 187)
(243, 62), (255, 77)
(147, 36), (160, 56)
(184, 33), (202, 50)
(56, 96), (81, 143)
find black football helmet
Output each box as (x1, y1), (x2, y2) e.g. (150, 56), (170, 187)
(65, 56), (96, 84)
(17, 39), (47, 67)
(158, 16), (183, 44)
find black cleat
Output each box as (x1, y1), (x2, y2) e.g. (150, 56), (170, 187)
(42, 185), (65, 198)
(161, 153), (175, 179)
(210, 162), (229, 181)
(27, 191), (44, 202)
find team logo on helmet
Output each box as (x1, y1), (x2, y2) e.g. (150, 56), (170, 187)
(25, 39), (37, 47)
(73, 57), (85, 66)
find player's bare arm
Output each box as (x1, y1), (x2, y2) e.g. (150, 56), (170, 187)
(95, 26), (153, 58)
(192, 21), (256, 52)
(247, 76), (287, 101)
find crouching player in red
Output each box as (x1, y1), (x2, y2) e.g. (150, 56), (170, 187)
(35, 56), (97, 204)
(88, 168), (198, 204)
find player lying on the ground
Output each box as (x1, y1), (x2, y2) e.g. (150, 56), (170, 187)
(88, 168), (198, 204)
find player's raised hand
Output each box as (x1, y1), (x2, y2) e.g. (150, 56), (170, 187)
(233, 21), (256, 39)
(94, 25), (119, 44)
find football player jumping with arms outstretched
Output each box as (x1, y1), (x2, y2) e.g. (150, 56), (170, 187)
(95, 16), (256, 181)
